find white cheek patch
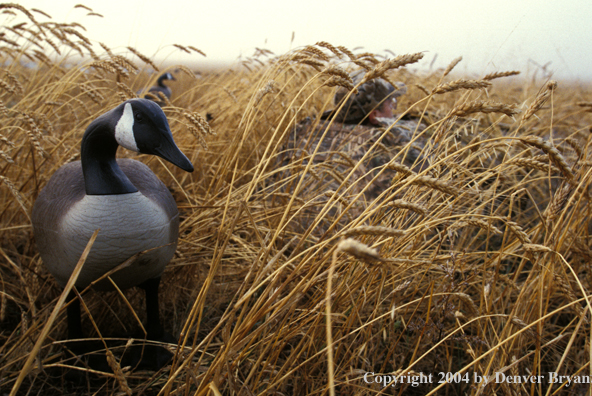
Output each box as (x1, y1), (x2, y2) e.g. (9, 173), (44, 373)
(115, 103), (139, 152)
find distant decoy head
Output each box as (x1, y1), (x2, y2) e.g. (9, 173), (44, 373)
(143, 72), (176, 106)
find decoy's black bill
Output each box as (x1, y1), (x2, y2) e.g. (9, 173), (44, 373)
(153, 130), (194, 172)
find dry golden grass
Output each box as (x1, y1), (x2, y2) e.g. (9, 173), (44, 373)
(1, 4), (592, 396)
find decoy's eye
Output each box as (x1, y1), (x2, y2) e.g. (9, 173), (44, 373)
(134, 112), (144, 123)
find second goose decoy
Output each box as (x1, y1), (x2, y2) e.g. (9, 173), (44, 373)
(142, 72), (175, 106)
(32, 98), (193, 366)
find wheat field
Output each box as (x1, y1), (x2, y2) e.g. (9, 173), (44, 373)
(1, 4), (592, 396)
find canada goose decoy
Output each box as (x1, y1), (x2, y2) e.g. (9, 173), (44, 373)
(32, 98), (193, 366)
(142, 72), (175, 106)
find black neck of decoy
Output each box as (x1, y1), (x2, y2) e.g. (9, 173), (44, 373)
(157, 74), (168, 87)
(81, 114), (138, 195)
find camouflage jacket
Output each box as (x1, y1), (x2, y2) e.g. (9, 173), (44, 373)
(275, 116), (425, 235)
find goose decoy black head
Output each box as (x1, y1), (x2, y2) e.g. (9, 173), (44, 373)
(82, 98), (193, 194)
(32, 98), (194, 369)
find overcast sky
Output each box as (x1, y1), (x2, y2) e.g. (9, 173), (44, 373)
(15, 0), (592, 81)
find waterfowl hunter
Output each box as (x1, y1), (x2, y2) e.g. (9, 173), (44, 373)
(143, 72), (175, 105)
(32, 98), (193, 354)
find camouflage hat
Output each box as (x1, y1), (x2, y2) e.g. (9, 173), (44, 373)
(334, 71), (407, 123)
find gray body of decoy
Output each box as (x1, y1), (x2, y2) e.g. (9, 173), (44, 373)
(33, 159), (179, 291)
(32, 99), (193, 350)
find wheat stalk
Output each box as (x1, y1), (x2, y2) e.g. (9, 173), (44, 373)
(99, 42), (114, 57)
(386, 160), (414, 176)
(298, 57), (325, 70)
(387, 199), (427, 216)
(415, 84), (430, 95)
(321, 65), (351, 81)
(60, 26), (91, 46)
(482, 71), (520, 80)
(302, 45), (330, 61)
(432, 79), (491, 95)
(127, 46), (159, 71)
(323, 76), (356, 91)
(88, 60), (118, 75)
(522, 80), (557, 121)
(0, 176), (30, 220)
(111, 55), (139, 74)
(116, 82), (137, 100)
(106, 349), (132, 396)
(511, 157), (558, 173)
(80, 83), (105, 105)
(544, 181), (573, 224)
(315, 41), (341, 58)
(457, 101), (519, 117)
(341, 226), (406, 238)
(510, 317), (538, 340)
(520, 136), (574, 181)
(337, 45), (356, 61)
(362, 53), (424, 82)
(450, 100), (519, 117)
(336, 238), (382, 263)
(74, 4), (93, 11)
(255, 80), (279, 101)
(553, 273), (587, 320)
(410, 175), (458, 196)
(453, 292), (479, 317)
(0, 4), (39, 25)
(523, 243), (552, 253)
(173, 44), (191, 54)
(3, 71), (23, 94)
(19, 112), (48, 158)
(505, 221), (532, 245)
(188, 46), (206, 57)
(176, 65), (196, 79)
(443, 56), (462, 77)
(0, 150), (14, 164)
(564, 137), (583, 158)
(184, 111), (214, 135)
(324, 190), (351, 207)
(77, 39), (98, 60)
(451, 218), (503, 235)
